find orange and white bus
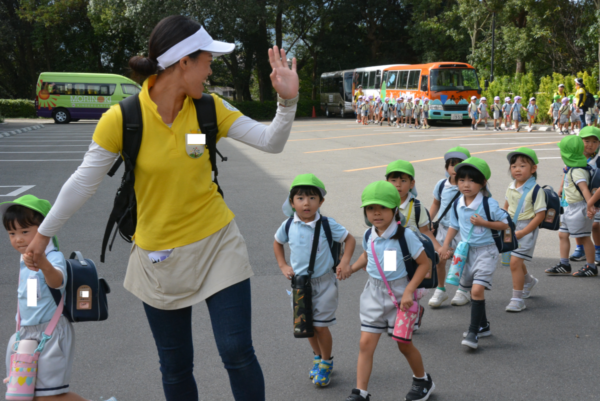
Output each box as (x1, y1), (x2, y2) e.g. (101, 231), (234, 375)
(377, 62), (481, 124)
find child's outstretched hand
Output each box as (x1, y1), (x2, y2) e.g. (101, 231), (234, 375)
(23, 252), (39, 272)
(470, 213), (485, 226)
(400, 292), (414, 312)
(280, 264), (295, 280)
(337, 261), (353, 280)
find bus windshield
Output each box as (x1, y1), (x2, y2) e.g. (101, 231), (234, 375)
(430, 69), (480, 91)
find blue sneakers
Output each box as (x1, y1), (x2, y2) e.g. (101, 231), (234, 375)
(313, 358), (334, 387)
(309, 355), (321, 380)
(570, 247), (586, 261)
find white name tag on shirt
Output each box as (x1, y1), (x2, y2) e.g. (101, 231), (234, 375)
(27, 278), (38, 307)
(186, 134), (206, 145)
(384, 250), (397, 272)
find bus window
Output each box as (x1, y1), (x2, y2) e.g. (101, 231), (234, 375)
(430, 68), (480, 91)
(362, 73), (369, 88)
(74, 84), (86, 95)
(344, 73), (353, 101)
(99, 85), (116, 96)
(382, 72), (388, 88)
(420, 75), (428, 92)
(354, 72), (363, 88)
(397, 71), (409, 90)
(367, 71), (376, 89)
(407, 71), (420, 90)
(122, 84), (141, 95)
(86, 84), (100, 95)
(375, 70), (381, 89)
(386, 71), (398, 89)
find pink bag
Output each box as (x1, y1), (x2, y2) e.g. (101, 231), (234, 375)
(371, 240), (422, 343)
(4, 290), (64, 401)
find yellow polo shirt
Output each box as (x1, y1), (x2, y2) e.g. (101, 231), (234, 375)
(564, 168), (590, 204)
(93, 75), (242, 251)
(505, 181), (547, 220)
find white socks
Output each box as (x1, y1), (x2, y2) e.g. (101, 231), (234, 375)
(413, 372), (428, 380)
(359, 389), (369, 398)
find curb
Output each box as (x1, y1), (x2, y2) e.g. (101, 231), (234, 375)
(477, 122), (556, 132)
(0, 124), (45, 137)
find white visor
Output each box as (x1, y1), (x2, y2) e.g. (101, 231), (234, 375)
(157, 27), (235, 70)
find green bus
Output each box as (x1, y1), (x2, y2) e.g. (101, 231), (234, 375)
(35, 72), (142, 124)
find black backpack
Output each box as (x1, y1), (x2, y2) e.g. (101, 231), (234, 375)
(50, 251), (110, 323)
(284, 216), (343, 272)
(364, 227), (438, 289)
(584, 91), (596, 109)
(100, 94), (226, 262)
(531, 185), (562, 230)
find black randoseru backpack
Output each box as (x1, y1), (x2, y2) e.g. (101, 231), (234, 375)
(100, 94), (226, 262)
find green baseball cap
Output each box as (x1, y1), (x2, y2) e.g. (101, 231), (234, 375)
(0, 195), (59, 249)
(444, 146), (471, 161)
(557, 135), (587, 168)
(290, 173), (327, 196)
(507, 147), (539, 165)
(579, 126), (600, 141)
(554, 95), (561, 101)
(454, 157), (491, 180)
(361, 181), (401, 209)
(386, 160), (415, 178)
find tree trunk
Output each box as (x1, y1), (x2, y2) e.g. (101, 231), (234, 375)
(276, 0), (283, 49)
(312, 51), (318, 101)
(516, 58), (526, 74)
(256, 16), (275, 102)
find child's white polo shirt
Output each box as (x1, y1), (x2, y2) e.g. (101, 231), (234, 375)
(275, 212), (348, 278)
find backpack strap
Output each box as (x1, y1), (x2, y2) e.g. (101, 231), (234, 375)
(569, 167), (591, 200)
(452, 197), (460, 220)
(437, 179), (446, 201)
(397, 235), (410, 262)
(193, 95), (226, 198)
(284, 217), (293, 238)
(364, 228), (372, 244)
(100, 94), (143, 263)
(321, 216), (338, 265)
(531, 184), (541, 205)
(413, 199), (421, 228)
(482, 196), (492, 221)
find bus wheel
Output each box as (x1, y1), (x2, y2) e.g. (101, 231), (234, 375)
(325, 106), (331, 118)
(53, 108), (71, 124)
(340, 107), (345, 119)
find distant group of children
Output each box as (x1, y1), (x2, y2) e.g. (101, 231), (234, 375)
(355, 94), (430, 129)
(273, 126), (600, 401)
(551, 94), (600, 135)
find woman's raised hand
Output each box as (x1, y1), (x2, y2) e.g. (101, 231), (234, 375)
(268, 46), (298, 100)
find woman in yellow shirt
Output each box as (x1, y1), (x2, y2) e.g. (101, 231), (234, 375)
(25, 15), (299, 401)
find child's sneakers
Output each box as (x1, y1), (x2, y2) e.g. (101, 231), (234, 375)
(573, 264), (598, 277)
(405, 374), (435, 401)
(463, 321), (491, 338)
(505, 298), (526, 312)
(309, 355), (321, 380)
(313, 358), (333, 387)
(569, 247), (586, 261)
(451, 290), (470, 306)
(428, 288), (449, 308)
(545, 262), (571, 275)
(346, 389), (370, 400)
(522, 276), (538, 298)
(461, 331), (478, 349)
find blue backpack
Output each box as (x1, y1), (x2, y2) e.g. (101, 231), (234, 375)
(453, 196), (518, 254)
(531, 185), (562, 230)
(49, 251), (110, 323)
(364, 227), (438, 289)
(285, 216), (342, 272)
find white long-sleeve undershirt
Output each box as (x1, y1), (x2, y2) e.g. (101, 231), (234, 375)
(38, 103), (296, 237)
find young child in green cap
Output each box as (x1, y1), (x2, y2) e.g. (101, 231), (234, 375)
(429, 147), (471, 308)
(273, 174), (356, 387)
(438, 157), (510, 350)
(1, 195), (117, 401)
(503, 148), (547, 312)
(384, 159), (439, 330)
(546, 135), (597, 277)
(341, 181), (435, 401)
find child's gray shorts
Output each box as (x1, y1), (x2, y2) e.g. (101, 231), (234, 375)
(6, 316), (74, 397)
(594, 210), (600, 223)
(459, 244), (499, 291)
(435, 224), (462, 255)
(511, 219), (539, 261)
(560, 115), (568, 124)
(309, 273), (338, 327)
(570, 114), (579, 123)
(560, 201), (593, 238)
(493, 111), (501, 119)
(360, 275), (408, 334)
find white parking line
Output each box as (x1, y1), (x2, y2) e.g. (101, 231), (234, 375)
(462, 142), (555, 146)
(0, 185), (36, 196)
(497, 148), (559, 151)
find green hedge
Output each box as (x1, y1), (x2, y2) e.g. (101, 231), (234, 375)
(481, 71), (599, 124)
(0, 99), (36, 118)
(0, 114), (4, 123)
(229, 99), (322, 120)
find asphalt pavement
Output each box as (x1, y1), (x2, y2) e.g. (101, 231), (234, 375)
(0, 117), (598, 401)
